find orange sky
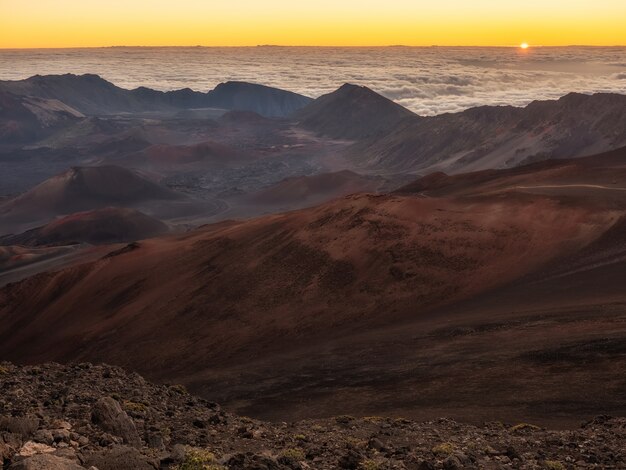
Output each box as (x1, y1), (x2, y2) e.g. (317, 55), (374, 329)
(1, 0), (626, 48)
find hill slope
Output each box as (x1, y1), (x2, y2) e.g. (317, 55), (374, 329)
(295, 83), (416, 139)
(0, 148), (624, 425)
(0, 166), (180, 224)
(348, 92), (626, 173)
(0, 207), (169, 247)
(0, 91), (84, 143)
(250, 170), (384, 206)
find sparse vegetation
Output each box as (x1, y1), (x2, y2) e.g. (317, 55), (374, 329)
(510, 423), (541, 432)
(281, 448), (305, 461)
(360, 459), (381, 470)
(544, 461), (565, 470)
(169, 384), (188, 395)
(123, 400), (147, 412)
(0, 366), (8, 374)
(174, 448), (224, 470)
(1, 363), (625, 469)
(432, 442), (455, 455)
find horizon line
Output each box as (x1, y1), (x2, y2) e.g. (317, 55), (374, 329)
(2, 44), (626, 50)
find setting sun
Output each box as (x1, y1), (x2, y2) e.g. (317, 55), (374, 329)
(520, 42), (529, 49)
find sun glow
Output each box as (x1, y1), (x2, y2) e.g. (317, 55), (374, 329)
(520, 43), (529, 49)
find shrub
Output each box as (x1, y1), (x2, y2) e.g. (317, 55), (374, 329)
(170, 384), (188, 395)
(281, 448), (305, 461)
(360, 460), (381, 470)
(544, 461), (565, 470)
(174, 448), (225, 470)
(123, 400), (147, 412)
(432, 442), (455, 455)
(510, 423), (541, 432)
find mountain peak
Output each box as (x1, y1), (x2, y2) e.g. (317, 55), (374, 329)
(295, 83), (416, 139)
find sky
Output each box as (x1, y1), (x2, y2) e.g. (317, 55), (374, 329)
(1, 0), (626, 48)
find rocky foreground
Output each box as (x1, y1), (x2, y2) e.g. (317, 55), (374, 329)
(0, 363), (624, 470)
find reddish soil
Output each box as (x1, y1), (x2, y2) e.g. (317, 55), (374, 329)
(0, 149), (625, 427)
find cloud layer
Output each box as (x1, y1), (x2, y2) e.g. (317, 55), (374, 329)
(1, 46), (625, 116)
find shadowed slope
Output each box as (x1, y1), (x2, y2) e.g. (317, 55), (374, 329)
(349, 92), (626, 173)
(250, 170), (384, 205)
(295, 83), (416, 139)
(0, 91), (84, 143)
(0, 74), (313, 117)
(0, 166), (180, 223)
(1, 207), (169, 247)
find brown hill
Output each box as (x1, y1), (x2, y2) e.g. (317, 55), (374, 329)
(397, 145), (626, 198)
(0, 166), (181, 229)
(295, 83), (416, 139)
(0, 148), (624, 425)
(250, 170), (384, 206)
(348, 92), (626, 173)
(0, 207), (169, 247)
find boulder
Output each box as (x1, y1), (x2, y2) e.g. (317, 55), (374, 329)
(10, 454), (86, 470)
(91, 397), (141, 447)
(83, 445), (157, 470)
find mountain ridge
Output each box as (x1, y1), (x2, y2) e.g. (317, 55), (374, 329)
(0, 74), (313, 117)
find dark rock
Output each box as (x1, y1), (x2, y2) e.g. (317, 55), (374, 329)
(227, 453), (281, 470)
(368, 437), (386, 451)
(338, 449), (363, 469)
(83, 445), (158, 470)
(443, 455), (462, 470)
(32, 430), (54, 446)
(0, 416), (38, 438)
(10, 454), (86, 470)
(91, 397), (141, 447)
(417, 461), (436, 470)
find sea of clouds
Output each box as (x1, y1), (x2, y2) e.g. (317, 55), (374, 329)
(1, 46), (625, 115)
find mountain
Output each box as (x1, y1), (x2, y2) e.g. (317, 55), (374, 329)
(0, 165), (181, 225)
(0, 207), (169, 247)
(0, 91), (84, 143)
(207, 81), (313, 118)
(0, 147), (624, 425)
(0, 74), (313, 117)
(349, 92), (626, 173)
(295, 83), (416, 139)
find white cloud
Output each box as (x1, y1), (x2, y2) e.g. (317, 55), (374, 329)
(1, 46), (625, 116)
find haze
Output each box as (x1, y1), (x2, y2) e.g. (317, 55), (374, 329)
(2, 0), (626, 48)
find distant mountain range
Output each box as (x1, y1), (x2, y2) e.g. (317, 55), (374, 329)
(0, 74), (313, 117)
(295, 84), (626, 173)
(2, 75), (626, 176)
